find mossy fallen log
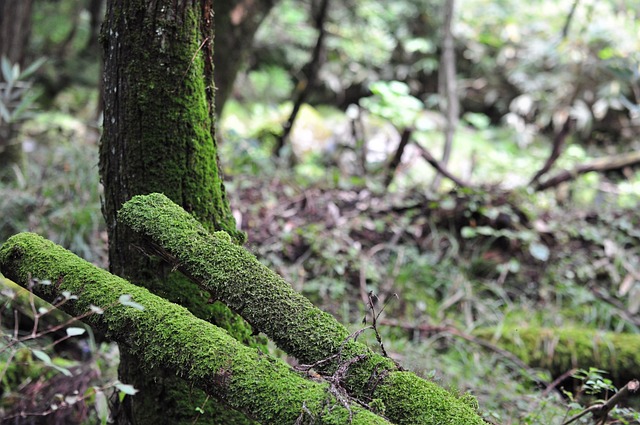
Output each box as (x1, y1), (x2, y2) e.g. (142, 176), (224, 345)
(475, 326), (640, 384)
(117, 193), (485, 425)
(0, 233), (392, 425)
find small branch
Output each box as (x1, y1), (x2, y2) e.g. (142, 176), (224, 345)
(365, 292), (397, 360)
(562, 379), (639, 425)
(541, 368), (578, 397)
(561, 0), (581, 40)
(384, 127), (413, 188)
(534, 150), (640, 191)
(413, 142), (471, 188)
(274, 0), (330, 157)
(529, 117), (574, 187)
(433, 0), (459, 191)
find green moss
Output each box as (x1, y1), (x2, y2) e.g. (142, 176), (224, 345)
(101, 1), (243, 243)
(119, 193), (350, 364)
(0, 233), (390, 425)
(375, 372), (483, 425)
(117, 193), (486, 424)
(475, 326), (640, 384)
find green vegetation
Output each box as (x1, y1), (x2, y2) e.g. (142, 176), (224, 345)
(117, 193), (484, 424)
(0, 233), (391, 425)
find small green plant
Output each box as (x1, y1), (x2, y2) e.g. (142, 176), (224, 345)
(559, 368), (640, 425)
(0, 275), (139, 423)
(0, 56), (45, 125)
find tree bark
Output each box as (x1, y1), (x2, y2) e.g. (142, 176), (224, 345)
(0, 0), (32, 181)
(117, 192), (486, 425)
(213, 0), (278, 114)
(432, 0), (458, 191)
(0, 233), (391, 425)
(99, 1), (254, 422)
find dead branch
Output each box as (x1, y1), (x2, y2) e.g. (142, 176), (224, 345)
(413, 142), (471, 188)
(562, 379), (639, 425)
(384, 127), (413, 188)
(534, 150), (640, 191)
(529, 117), (574, 186)
(274, 0), (330, 157)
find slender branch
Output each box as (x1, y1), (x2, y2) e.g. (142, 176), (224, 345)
(528, 117), (574, 187)
(534, 150), (640, 191)
(384, 127), (413, 188)
(274, 0), (330, 157)
(541, 368), (578, 397)
(413, 142), (471, 188)
(433, 0), (459, 190)
(562, 379), (639, 425)
(561, 0), (581, 40)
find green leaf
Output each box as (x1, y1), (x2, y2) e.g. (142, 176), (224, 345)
(62, 291), (78, 300)
(32, 349), (52, 364)
(529, 242), (550, 262)
(95, 389), (108, 425)
(119, 294), (145, 310)
(10, 89), (40, 121)
(32, 349), (72, 376)
(0, 99), (10, 122)
(461, 227), (477, 238)
(19, 57), (46, 80)
(89, 305), (104, 314)
(1, 56), (13, 84)
(115, 383), (138, 395)
(66, 327), (86, 337)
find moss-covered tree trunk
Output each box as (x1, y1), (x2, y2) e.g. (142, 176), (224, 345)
(100, 1), (253, 423)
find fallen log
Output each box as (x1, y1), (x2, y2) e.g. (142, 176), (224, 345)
(0, 233), (391, 425)
(117, 192), (485, 425)
(475, 326), (640, 384)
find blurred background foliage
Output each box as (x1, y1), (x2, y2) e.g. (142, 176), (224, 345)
(1, 0), (640, 423)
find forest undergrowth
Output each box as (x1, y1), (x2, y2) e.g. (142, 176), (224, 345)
(1, 108), (639, 425)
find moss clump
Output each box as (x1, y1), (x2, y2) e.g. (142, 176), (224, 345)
(0, 233), (390, 425)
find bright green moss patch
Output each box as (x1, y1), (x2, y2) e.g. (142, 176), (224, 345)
(117, 193), (486, 424)
(475, 326), (640, 384)
(119, 193), (351, 365)
(375, 372), (484, 425)
(0, 233), (390, 425)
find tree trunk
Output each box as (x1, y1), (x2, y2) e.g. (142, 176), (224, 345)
(0, 0), (32, 182)
(432, 0), (458, 191)
(213, 0), (278, 114)
(99, 1), (255, 423)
